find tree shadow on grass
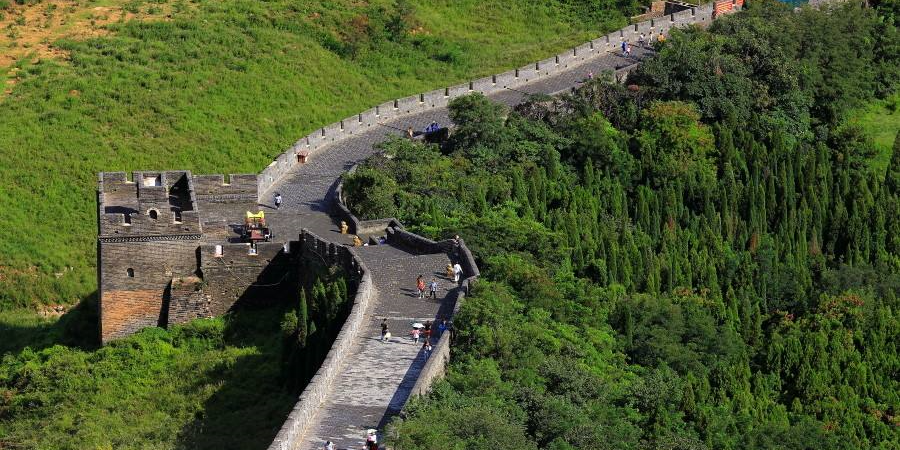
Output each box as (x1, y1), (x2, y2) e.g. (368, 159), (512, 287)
(0, 291), (100, 356)
(173, 305), (300, 450)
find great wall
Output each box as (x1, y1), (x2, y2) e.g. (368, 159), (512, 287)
(95, 1), (742, 448)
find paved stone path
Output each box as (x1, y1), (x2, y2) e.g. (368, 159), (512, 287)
(263, 47), (651, 450)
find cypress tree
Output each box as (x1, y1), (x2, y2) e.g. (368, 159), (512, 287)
(297, 288), (309, 350)
(327, 282), (343, 321)
(886, 131), (900, 195)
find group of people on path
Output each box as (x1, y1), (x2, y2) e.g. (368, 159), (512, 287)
(414, 253), (463, 299)
(380, 317), (451, 360)
(323, 428), (378, 450)
(415, 275), (439, 299)
(405, 121), (443, 139)
(623, 31), (666, 57)
(584, 32), (670, 83)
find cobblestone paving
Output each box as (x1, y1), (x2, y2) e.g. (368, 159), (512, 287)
(263, 48), (652, 450)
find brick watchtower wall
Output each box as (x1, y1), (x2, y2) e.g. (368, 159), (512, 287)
(97, 169), (285, 343)
(196, 241), (294, 316)
(97, 171), (202, 343)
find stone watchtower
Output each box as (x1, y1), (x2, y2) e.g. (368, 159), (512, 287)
(97, 170), (294, 344)
(97, 171), (202, 343)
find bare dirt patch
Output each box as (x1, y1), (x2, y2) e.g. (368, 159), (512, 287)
(1, 0), (178, 86)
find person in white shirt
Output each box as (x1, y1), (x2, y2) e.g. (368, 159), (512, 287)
(453, 263), (463, 283)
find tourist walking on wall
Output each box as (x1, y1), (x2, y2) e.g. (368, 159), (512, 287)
(411, 327), (420, 344)
(428, 279), (438, 299)
(381, 318), (390, 343)
(416, 275), (426, 298)
(423, 341), (433, 360)
(365, 429), (378, 450)
(438, 318), (448, 336)
(274, 192), (283, 209)
(424, 320), (432, 342)
(446, 263), (455, 279)
(639, 32), (645, 48)
(621, 40), (627, 56)
(453, 262), (463, 284)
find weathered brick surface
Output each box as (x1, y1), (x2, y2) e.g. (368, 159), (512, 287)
(101, 289), (166, 341)
(193, 174), (258, 197)
(199, 242), (294, 315)
(98, 239), (199, 343)
(167, 276), (213, 326)
(99, 171), (201, 238)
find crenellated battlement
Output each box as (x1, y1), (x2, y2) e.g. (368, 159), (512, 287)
(193, 174), (258, 203)
(199, 241), (287, 266)
(98, 171), (201, 238)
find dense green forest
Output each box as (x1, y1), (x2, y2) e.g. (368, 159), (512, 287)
(342, 2), (900, 448)
(0, 265), (350, 449)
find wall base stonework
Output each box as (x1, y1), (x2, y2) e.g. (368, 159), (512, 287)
(100, 289), (166, 342)
(167, 276), (213, 326)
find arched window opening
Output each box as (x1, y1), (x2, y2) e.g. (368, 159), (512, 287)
(126, 268), (135, 277)
(148, 209), (158, 220)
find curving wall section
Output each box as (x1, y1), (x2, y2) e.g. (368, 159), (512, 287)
(265, 2), (742, 447)
(256, 1), (737, 199)
(269, 230), (375, 450)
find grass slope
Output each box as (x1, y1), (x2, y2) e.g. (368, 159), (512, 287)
(845, 92), (900, 175)
(0, 0), (626, 312)
(0, 306), (296, 450)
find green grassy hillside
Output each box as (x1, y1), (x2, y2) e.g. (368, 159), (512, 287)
(0, 307), (296, 450)
(0, 265), (350, 449)
(845, 92), (900, 175)
(0, 0), (631, 313)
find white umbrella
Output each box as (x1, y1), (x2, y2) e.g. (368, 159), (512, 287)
(412, 322), (424, 329)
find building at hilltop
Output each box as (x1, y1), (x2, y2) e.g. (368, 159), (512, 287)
(96, 171), (293, 343)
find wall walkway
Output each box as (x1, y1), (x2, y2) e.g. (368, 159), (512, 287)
(265, 2), (738, 449)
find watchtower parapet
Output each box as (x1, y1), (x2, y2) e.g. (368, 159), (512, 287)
(193, 174), (259, 203)
(98, 171), (201, 239)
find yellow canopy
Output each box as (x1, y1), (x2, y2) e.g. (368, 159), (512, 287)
(246, 211), (265, 220)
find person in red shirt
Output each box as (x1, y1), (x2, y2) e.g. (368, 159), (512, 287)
(416, 275), (426, 298)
